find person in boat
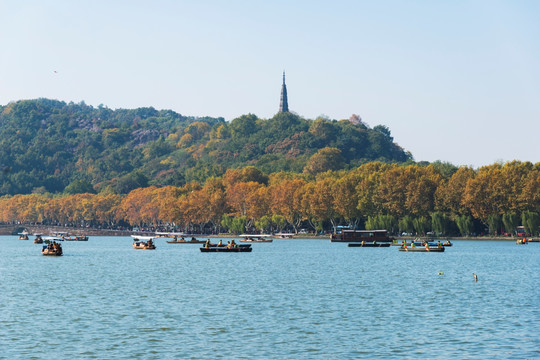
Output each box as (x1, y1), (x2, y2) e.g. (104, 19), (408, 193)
(226, 241), (231, 249)
(148, 239), (153, 247)
(411, 241), (415, 248)
(361, 240), (365, 246)
(217, 240), (223, 246)
(205, 239), (211, 249)
(437, 240), (442, 248)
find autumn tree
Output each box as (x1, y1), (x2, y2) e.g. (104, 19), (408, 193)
(269, 178), (307, 233)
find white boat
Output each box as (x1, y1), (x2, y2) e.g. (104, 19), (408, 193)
(239, 234), (273, 243)
(131, 235), (155, 241)
(275, 233), (295, 239)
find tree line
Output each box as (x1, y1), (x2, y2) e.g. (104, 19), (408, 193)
(2, 161), (539, 236)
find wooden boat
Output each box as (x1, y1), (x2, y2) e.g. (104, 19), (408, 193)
(132, 235), (156, 250)
(348, 242), (391, 247)
(392, 239), (452, 247)
(75, 235), (89, 241)
(41, 243), (63, 256)
(166, 237), (206, 244)
(18, 231), (29, 240)
(200, 245), (252, 252)
(399, 246), (445, 252)
(133, 241), (156, 250)
(330, 229), (393, 243)
(239, 234), (273, 243)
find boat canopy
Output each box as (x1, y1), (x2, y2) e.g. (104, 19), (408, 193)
(154, 232), (185, 237)
(131, 235), (154, 241)
(239, 234), (272, 238)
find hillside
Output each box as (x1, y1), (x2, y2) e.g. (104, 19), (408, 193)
(0, 98), (411, 195)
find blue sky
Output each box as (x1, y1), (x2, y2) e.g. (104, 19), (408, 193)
(1, 0), (538, 168)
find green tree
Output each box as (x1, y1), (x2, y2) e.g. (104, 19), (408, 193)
(522, 211), (540, 236)
(271, 214), (286, 232)
(64, 179), (96, 194)
(431, 212), (449, 235)
(398, 215), (415, 235)
(502, 212), (520, 234)
(487, 214), (501, 235)
(230, 216), (247, 234)
(455, 215), (474, 237)
(413, 216), (430, 236)
(303, 147), (344, 176)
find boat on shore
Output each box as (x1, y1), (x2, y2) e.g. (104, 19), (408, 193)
(399, 246), (445, 252)
(132, 236), (156, 250)
(239, 234), (273, 243)
(348, 242), (391, 247)
(330, 230), (393, 243)
(275, 233), (295, 239)
(42, 242), (63, 256)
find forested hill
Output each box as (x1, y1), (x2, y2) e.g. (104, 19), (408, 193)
(0, 98), (411, 195)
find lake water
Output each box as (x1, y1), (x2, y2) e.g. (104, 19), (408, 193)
(1, 236), (538, 359)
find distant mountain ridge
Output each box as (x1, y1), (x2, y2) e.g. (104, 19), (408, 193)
(0, 98), (411, 195)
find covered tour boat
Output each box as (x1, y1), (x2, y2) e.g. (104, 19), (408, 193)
(331, 229), (393, 243)
(33, 234), (44, 244)
(18, 231), (29, 240)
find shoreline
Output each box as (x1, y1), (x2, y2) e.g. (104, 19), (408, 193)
(0, 224), (537, 242)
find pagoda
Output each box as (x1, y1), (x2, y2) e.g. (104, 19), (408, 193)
(279, 71), (289, 113)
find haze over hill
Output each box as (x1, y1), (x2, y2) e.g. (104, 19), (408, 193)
(0, 98), (410, 195)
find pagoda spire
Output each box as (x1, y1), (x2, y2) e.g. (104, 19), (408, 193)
(279, 71), (289, 113)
